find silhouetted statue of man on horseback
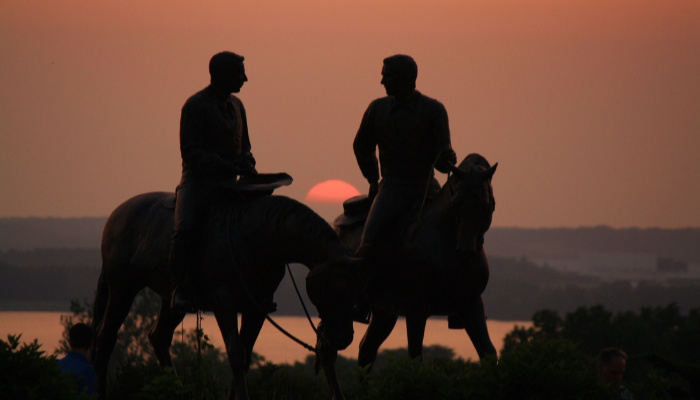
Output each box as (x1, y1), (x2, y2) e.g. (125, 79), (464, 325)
(351, 54), (458, 322)
(170, 51), (258, 313)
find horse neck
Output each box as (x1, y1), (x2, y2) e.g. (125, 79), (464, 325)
(417, 179), (455, 228)
(237, 196), (349, 268)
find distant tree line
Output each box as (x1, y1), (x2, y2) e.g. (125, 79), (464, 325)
(0, 263), (100, 311)
(487, 226), (700, 262)
(3, 219), (699, 261)
(485, 256), (700, 319)
(2, 249), (700, 319)
(0, 248), (100, 267)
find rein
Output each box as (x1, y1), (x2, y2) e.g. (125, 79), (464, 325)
(219, 214), (318, 354)
(409, 157), (452, 242)
(286, 263), (318, 335)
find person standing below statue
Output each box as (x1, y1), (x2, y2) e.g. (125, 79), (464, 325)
(170, 51), (258, 312)
(58, 323), (98, 396)
(597, 347), (634, 399)
(352, 54), (457, 321)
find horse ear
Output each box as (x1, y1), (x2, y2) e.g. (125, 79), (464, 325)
(448, 163), (466, 179)
(485, 163), (498, 181)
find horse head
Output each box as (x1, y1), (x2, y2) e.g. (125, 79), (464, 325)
(305, 252), (361, 351)
(446, 153), (497, 259)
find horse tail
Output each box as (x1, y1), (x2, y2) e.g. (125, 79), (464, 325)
(91, 270), (108, 359)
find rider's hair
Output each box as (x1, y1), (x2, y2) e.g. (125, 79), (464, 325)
(383, 54), (418, 83)
(209, 51), (245, 79)
(596, 347), (627, 366)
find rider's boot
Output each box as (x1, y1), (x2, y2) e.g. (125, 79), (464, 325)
(169, 240), (197, 313)
(352, 296), (371, 324)
(352, 243), (376, 324)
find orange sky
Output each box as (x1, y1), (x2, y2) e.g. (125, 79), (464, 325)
(1, 0), (698, 227)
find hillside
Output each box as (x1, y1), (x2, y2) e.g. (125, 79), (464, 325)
(486, 226), (700, 262)
(2, 218), (699, 317)
(0, 217), (105, 250)
(2, 218), (700, 261)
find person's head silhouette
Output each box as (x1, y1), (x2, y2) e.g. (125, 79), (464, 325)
(67, 323), (93, 352)
(381, 54), (417, 97)
(209, 51), (247, 94)
(597, 347), (627, 386)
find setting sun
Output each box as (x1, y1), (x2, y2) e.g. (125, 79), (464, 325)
(305, 179), (361, 204)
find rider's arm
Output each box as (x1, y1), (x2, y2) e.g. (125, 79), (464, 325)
(235, 99), (257, 175)
(432, 102), (457, 173)
(353, 101), (380, 185)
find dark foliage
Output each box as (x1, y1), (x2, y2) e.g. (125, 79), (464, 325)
(504, 303), (700, 399)
(11, 299), (700, 399)
(0, 335), (94, 400)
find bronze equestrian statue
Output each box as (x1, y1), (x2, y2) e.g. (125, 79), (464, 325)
(92, 179), (359, 400)
(323, 153), (498, 379)
(170, 51), (259, 313)
(350, 54), (457, 322)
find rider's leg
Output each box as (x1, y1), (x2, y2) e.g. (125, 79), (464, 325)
(353, 182), (400, 323)
(169, 178), (202, 312)
(169, 233), (196, 312)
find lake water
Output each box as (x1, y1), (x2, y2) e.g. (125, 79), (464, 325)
(0, 311), (530, 364)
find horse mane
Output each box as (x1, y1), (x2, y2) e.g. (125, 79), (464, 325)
(441, 153), (491, 191)
(458, 153), (491, 171)
(231, 195), (347, 261)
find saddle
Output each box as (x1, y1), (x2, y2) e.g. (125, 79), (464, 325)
(231, 172), (293, 194)
(163, 172), (294, 209)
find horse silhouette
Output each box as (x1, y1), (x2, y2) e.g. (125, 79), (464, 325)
(324, 153), (498, 378)
(92, 182), (359, 400)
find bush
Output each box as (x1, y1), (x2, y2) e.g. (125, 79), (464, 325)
(61, 290), (232, 399)
(54, 297), (699, 399)
(503, 304), (700, 399)
(0, 334), (94, 400)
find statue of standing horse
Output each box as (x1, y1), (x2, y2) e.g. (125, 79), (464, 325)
(92, 178), (359, 400)
(324, 153), (498, 376)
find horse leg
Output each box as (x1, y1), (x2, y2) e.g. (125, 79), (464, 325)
(460, 296), (497, 359)
(239, 311), (265, 371)
(94, 287), (139, 399)
(405, 314), (428, 360)
(214, 309), (248, 400)
(316, 332), (345, 400)
(358, 309), (398, 371)
(148, 297), (186, 369)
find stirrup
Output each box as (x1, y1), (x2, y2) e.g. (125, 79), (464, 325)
(352, 303), (371, 324)
(170, 284), (198, 314)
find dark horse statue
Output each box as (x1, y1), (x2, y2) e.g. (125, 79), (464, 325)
(321, 153), (498, 378)
(92, 178), (359, 400)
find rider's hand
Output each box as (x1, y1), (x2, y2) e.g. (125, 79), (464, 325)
(368, 181), (378, 201)
(436, 148), (458, 173)
(446, 149), (457, 165)
(232, 157), (256, 176)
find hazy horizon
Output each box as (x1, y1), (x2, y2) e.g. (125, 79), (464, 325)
(1, 0), (698, 228)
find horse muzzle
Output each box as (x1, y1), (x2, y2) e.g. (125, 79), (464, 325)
(318, 318), (354, 351)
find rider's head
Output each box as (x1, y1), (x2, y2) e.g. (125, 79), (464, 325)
(209, 51), (247, 94)
(381, 54), (417, 97)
